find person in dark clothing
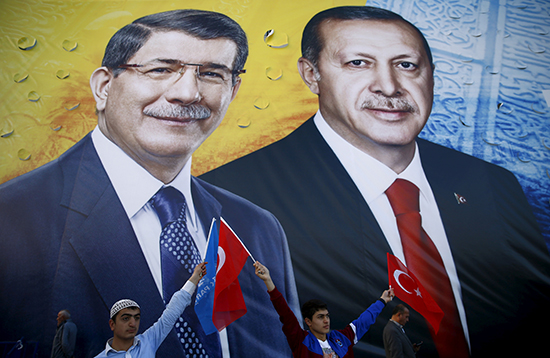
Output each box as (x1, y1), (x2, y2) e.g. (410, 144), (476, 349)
(383, 304), (420, 358)
(51, 310), (77, 358)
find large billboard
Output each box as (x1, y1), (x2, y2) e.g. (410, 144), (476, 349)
(1, 1), (549, 357)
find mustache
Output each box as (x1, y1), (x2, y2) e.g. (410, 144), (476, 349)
(143, 104), (211, 120)
(361, 96), (417, 113)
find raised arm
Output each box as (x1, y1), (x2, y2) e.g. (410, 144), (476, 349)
(188, 262), (207, 286)
(254, 261), (275, 292)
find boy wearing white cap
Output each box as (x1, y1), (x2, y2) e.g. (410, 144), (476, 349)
(95, 263), (206, 357)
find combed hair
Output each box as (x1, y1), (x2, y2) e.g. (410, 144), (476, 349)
(392, 304), (409, 316)
(301, 299), (328, 321)
(101, 9), (248, 80)
(301, 6), (433, 69)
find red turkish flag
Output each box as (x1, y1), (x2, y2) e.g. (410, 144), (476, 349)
(212, 218), (250, 331)
(387, 253), (444, 333)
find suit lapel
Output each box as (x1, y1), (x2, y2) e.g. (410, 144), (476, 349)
(301, 118), (392, 274)
(53, 135), (164, 326)
(416, 139), (505, 346)
(191, 176), (222, 235)
(417, 138), (492, 264)
(398, 324), (414, 347)
(284, 119), (393, 327)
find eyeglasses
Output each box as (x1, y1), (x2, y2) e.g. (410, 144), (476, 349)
(118, 59), (246, 86)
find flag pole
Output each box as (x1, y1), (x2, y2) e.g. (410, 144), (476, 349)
(204, 218), (217, 263)
(220, 217), (256, 263)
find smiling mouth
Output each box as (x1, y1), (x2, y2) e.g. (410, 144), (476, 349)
(363, 107), (414, 122)
(363, 105), (415, 116)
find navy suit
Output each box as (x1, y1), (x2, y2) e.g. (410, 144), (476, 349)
(201, 117), (550, 357)
(0, 133), (299, 358)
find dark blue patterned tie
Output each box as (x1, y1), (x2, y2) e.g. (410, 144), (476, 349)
(152, 186), (221, 358)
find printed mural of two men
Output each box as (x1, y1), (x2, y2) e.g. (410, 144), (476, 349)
(201, 5), (550, 358)
(0, 9), (298, 358)
(0, 4), (549, 358)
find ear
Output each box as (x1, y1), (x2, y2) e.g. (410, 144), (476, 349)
(297, 57), (320, 95)
(90, 67), (114, 112)
(304, 317), (312, 329)
(109, 319), (115, 332)
(229, 76), (242, 102)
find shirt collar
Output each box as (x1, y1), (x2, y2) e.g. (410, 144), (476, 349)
(91, 127), (198, 227)
(390, 319), (404, 329)
(104, 336), (141, 354)
(313, 111), (431, 203)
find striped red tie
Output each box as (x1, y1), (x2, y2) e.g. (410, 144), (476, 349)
(386, 179), (469, 357)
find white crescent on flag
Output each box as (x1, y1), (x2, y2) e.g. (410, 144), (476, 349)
(217, 246), (226, 274)
(394, 269), (414, 294)
(387, 253), (441, 333)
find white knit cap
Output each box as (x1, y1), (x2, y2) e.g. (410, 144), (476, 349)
(110, 299), (140, 319)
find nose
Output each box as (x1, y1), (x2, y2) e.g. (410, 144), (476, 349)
(368, 63), (401, 97)
(164, 65), (202, 104)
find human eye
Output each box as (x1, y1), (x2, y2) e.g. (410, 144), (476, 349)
(344, 58), (375, 71)
(198, 68), (226, 82)
(149, 67), (172, 73)
(347, 59), (367, 67)
(397, 61), (418, 70)
(142, 64), (177, 79)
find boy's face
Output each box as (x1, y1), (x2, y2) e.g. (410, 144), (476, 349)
(110, 307), (141, 341)
(306, 308), (331, 336)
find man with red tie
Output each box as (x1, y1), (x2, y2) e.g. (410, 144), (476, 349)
(201, 6), (550, 357)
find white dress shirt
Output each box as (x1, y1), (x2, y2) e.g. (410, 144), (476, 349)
(91, 126), (230, 357)
(313, 112), (470, 347)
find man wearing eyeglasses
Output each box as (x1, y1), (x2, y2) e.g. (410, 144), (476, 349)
(0, 9), (298, 358)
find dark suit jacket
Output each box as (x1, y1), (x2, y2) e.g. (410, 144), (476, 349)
(0, 133), (299, 358)
(383, 321), (415, 358)
(200, 117), (550, 357)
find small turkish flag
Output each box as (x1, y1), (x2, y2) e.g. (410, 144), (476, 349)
(454, 193), (467, 205)
(212, 218), (250, 331)
(387, 253), (444, 333)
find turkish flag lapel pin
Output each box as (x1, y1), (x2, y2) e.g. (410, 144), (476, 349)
(454, 193), (467, 205)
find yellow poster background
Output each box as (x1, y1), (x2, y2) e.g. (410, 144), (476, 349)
(0, 0), (365, 184)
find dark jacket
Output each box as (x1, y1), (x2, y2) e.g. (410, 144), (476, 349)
(0, 133), (299, 358)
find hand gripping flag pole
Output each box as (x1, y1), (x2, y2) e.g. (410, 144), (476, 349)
(195, 218), (219, 334)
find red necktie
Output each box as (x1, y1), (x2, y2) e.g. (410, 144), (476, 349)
(386, 179), (469, 357)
